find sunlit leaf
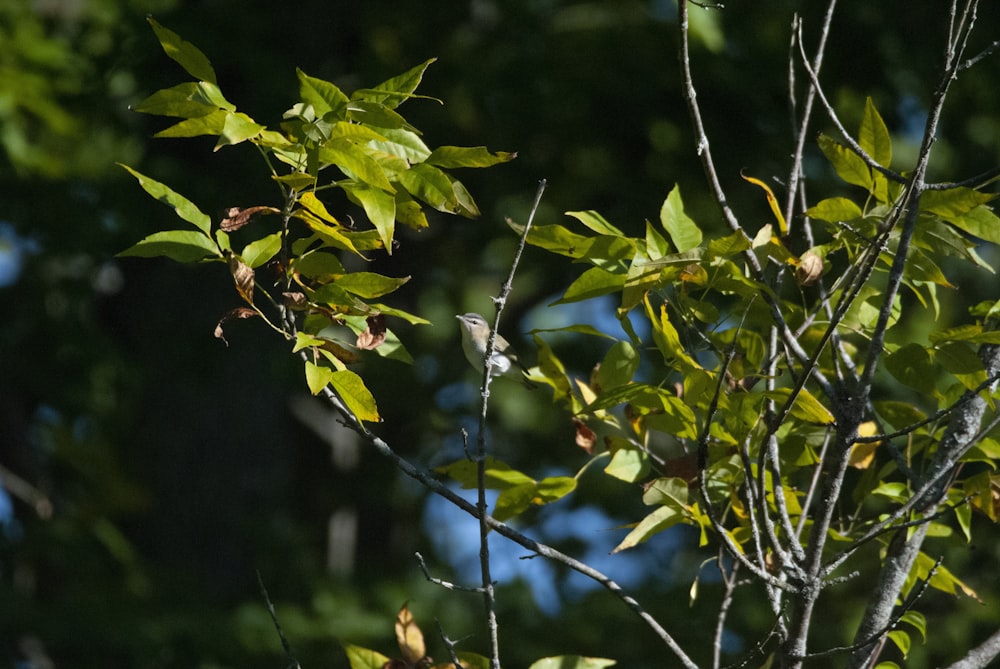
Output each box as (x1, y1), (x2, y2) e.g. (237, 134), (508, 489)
(566, 210), (625, 236)
(660, 184), (702, 252)
(320, 139), (395, 192)
(119, 164), (212, 234)
(118, 230), (221, 262)
(859, 97), (892, 167)
(765, 387), (835, 425)
(595, 341), (639, 391)
(342, 643), (390, 669)
(297, 68), (349, 119)
(336, 272), (410, 299)
(528, 657), (616, 669)
(818, 133), (872, 191)
(612, 505), (683, 553)
(241, 232), (282, 268)
(424, 145), (517, 168)
(148, 18), (217, 84)
(329, 370), (380, 423)
(555, 267), (626, 304)
(352, 58), (437, 109)
(604, 441), (649, 483)
(395, 604), (426, 664)
(341, 182), (396, 252)
(804, 197), (865, 223)
(741, 172), (787, 235)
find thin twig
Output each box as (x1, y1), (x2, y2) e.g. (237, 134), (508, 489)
(472, 180), (547, 669)
(256, 570), (301, 669)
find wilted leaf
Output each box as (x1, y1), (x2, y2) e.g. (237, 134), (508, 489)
(741, 171), (788, 235)
(214, 307), (257, 346)
(220, 206), (280, 232)
(356, 314), (387, 350)
(573, 417), (597, 453)
(849, 421), (881, 469)
(394, 604), (426, 665)
(227, 253), (255, 304)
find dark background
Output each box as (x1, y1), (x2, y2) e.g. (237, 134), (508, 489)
(2, 2), (999, 667)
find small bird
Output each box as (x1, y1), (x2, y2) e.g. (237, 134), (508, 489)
(456, 313), (537, 388)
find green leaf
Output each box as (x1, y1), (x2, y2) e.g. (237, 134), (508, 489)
(341, 182), (396, 252)
(366, 126), (431, 163)
(581, 235), (635, 271)
(921, 187), (996, 219)
(424, 145), (517, 168)
(119, 230), (221, 263)
(347, 100), (414, 131)
(565, 210), (625, 236)
(328, 370), (380, 423)
(612, 505), (683, 553)
(900, 611), (927, 643)
(529, 324), (618, 340)
(320, 139), (395, 192)
(595, 341), (639, 391)
(659, 185), (702, 252)
(336, 272), (410, 299)
(528, 657), (616, 669)
(148, 18), (217, 84)
(343, 643), (390, 669)
(513, 223), (593, 259)
(555, 267), (626, 304)
(804, 197), (865, 223)
(134, 82), (233, 118)
(297, 68), (349, 119)
(240, 232), (282, 269)
(397, 163), (468, 214)
(642, 477), (690, 507)
(706, 231), (751, 258)
(942, 203), (1000, 245)
(887, 631), (911, 657)
(859, 97), (892, 167)
(305, 360), (335, 395)
(930, 324), (1000, 345)
(215, 111), (265, 149)
(352, 58), (437, 109)
(644, 297), (701, 373)
(436, 457), (535, 490)
(765, 388), (836, 424)
(605, 441), (649, 482)
(119, 164), (212, 234)
(818, 133), (872, 191)
(154, 109), (228, 139)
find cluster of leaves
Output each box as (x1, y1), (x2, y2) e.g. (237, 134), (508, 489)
(120, 18), (514, 422)
(432, 97), (1000, 659)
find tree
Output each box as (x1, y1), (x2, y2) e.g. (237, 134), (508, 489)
(6, 2), (1000, 668)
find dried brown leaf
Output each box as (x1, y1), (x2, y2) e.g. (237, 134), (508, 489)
(356, 314), (387, 350)
(220, 205), (280, 232)
(228, 253), (255, 304)
(573, 417), (597, 454)
(214, 307), (258, 346)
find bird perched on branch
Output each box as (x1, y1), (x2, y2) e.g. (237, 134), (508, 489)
(456, 313), (537, 389)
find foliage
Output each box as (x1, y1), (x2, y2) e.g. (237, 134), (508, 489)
(5, 2), (1000, 669)
(120, 18), (514, 421)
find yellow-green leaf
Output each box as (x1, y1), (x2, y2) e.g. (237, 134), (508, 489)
(119, 164), (212, 234)
(859, 97), (892, 167)
(118, 230), (221, 262)
(659, 184), (702, 252)
(328, 370), (380, 423)
(148, 18), (217, 84)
